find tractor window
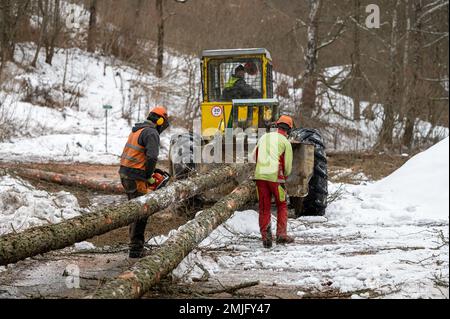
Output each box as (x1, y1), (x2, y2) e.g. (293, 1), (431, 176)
(207, 59), (262, 102)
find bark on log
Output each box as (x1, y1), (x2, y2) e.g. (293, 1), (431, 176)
(13, 168), (124, 194)
(92, 180), (256, 299)
(0, 165), (249, 266)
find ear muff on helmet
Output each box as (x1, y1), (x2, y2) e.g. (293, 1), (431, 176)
(156, 117), (165, 126)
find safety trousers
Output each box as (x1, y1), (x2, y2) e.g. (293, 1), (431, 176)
(120, 177), (150, 254)
(256, 180), (288, 241)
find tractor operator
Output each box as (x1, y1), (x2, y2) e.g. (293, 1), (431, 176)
(222, 64), (261, 100)
(119, 106), (170, 258)
(253, 115), (295, 248)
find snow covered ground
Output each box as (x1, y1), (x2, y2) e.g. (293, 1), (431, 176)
(0, 175), (85, 236)
(0, 139), (447, 299)
(167, 138), (449, 298)
(0, 43), (189, 164)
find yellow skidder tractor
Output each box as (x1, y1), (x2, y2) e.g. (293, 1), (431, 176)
(169, 48), (328, 216)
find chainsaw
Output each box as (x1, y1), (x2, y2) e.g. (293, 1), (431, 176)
(148, 169), (171, 191)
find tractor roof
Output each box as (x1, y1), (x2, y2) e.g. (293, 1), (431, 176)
(202, 48), (272, 61)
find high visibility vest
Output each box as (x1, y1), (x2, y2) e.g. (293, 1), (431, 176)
(224, 76), (239, 89)
(120, 128), (146, 170)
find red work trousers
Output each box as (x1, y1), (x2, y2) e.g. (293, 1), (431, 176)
(256, 180), (288, 241)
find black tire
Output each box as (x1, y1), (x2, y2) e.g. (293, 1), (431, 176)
(289, 128), (328, 217)
(169, 132), (204, 212)
(169, 132), (201, 180)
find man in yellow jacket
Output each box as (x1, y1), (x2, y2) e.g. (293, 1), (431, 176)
(253, 115), (294, 248)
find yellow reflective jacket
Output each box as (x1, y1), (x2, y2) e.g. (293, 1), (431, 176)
(253, 131), (293, 183)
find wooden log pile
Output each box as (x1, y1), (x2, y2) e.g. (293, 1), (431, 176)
(0, 165), (249, 266)
(92, 180), (256, 299)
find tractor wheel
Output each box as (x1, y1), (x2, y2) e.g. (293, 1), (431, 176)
(169, 132), (201, 180)
(169, 132), (203, 212)
(289, 128), (328, 217)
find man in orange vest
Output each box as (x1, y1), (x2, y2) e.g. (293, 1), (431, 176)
(119, 106), (169, 258)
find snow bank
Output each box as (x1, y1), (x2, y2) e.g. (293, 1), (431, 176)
(370, 137), (449, 219)
(330, 138), (449, 226)
(0, 175), (84, 235)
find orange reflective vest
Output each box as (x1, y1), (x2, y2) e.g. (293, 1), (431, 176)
(120, 129), (146, 171)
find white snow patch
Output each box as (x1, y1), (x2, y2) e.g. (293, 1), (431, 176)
(0, 175), (85, 235)
(74, 241), (96, 251)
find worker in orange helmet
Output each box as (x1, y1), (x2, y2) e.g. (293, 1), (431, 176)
(119, 106), (170, 258)
(253, 115), (295, 248)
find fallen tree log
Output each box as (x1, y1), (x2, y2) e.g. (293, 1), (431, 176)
(0, 165), (249, 266)
(12, 168), (124, 194)
(92, 180), (256, 299)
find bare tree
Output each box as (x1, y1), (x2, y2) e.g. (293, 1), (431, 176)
(155, 0), (188, 78)
(402, 0), (449, 149)
(377, 0), (401, 148)
(351, 0), (361, 121)
(87, 0), (97, 53)
(0, 0), (30, 69)
(31, 0), (50, 67)
(297, 0), (322, 125)
(155, 0), (164, 78)
(43, 0), (62, 65)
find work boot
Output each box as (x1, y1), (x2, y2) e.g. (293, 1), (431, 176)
(263, 238), (273, 249)
(128, 248), (151, 259)
(262, 225), (273, 249)
(276, 235), (295, 245)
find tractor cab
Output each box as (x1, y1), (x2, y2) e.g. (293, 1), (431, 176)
(201, 48), (279, 139)
(169, 48), (328, 218)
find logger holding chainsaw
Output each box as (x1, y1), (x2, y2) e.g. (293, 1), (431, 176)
(119, 106), (170, 258)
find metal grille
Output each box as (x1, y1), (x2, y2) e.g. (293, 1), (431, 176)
(266, 63), (274, 98)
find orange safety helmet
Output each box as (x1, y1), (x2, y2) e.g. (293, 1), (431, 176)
(150, 106), (168, 120)
(276, 115), (294, 129)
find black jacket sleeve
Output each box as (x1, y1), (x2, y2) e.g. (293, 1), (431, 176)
(138, 127), (160, 179)
(235, 79), (261, 99)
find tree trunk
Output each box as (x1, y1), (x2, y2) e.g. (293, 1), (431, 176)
(92, 180), (256, 299)
(297, 0), (321, 125)
(402, 0), (423, 149)
(44, 0), (60, 65)
(0, 165), (249, 266)
(0, 0), (14, 64)
(31, 0), (49, 67)
(399, 0), (411, 121)
(12, 168), (125, 194)
(352, 0), (361, 121)
(86, 0), (97, 53)
(0, 0), (29, 65)
(155, 0), (164, 78)
(377, 0), (401, 149)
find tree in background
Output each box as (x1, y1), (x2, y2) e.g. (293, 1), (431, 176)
(0, 0), (30, 71)
(155, 0), (164, 78)
(86, 0), (97, 53)
(377, 0), (402, 148)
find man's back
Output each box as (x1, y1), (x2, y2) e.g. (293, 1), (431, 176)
(254, 131), (293, 183)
